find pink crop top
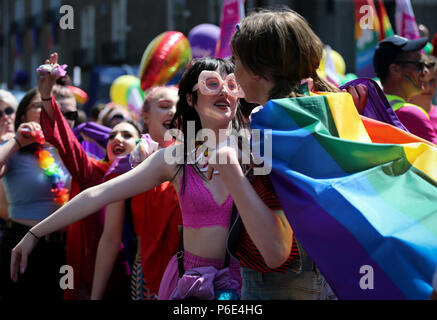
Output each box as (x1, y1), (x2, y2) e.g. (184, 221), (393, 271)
(179, 165), (233, 229)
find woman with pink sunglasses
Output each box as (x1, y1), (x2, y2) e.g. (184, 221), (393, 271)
(11, 57), (247, 300)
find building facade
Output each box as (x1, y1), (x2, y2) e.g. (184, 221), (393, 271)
(1, 0), (436, 97)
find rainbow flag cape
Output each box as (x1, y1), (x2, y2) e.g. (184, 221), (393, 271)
(250, 92), (437, 300)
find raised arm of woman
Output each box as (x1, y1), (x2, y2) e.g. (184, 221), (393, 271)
(10, 146), (176, 282)
(37, 53), (59, 122)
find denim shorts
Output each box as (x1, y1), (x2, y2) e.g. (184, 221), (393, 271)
(240, 243), (337, 300)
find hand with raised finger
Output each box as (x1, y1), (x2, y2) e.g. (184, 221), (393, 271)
(37, 52), (65, 100)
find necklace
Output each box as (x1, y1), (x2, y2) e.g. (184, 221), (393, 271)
(27, 129), (70, 205)
(191, 143), (219, 175)
(19, 128), (69, 205)
(36, 147), (69, 205)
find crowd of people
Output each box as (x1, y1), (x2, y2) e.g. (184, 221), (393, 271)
(0, 8), (436, 301)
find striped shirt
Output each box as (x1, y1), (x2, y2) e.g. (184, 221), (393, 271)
(235, 174), (300, 273)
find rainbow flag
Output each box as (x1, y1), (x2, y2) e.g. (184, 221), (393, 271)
(250, 92), (437, 299)
(378, 0), (394, 40)
(354, 0), (380, 78)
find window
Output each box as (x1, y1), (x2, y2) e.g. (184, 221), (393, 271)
(208, 0), (222, 25)
(166, 0), (190, 32)
(49, 0), (61, 10)
(79, 5), (96, 64)
(14, 0), (25, 22)
(80, 6), (95, 50)
(111, 0), (127, 43)
(31, 0), (43, 26)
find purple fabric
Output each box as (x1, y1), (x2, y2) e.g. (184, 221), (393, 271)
(79, 140), (105, 160)
(73, 122), (111, 149)
(158, 251), (241, 300)
(170, 266), (240, 300)
(340, 78), (408, 131)
(103, 155), (132, 179)
(73, 122), (111, 160)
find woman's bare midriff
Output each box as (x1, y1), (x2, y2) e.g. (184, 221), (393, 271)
(183, 226), (229, 260)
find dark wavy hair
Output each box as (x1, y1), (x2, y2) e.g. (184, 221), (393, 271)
(170, 57), (247, 192)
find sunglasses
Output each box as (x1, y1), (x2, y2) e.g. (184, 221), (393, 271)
(192, 71), (245, 98)
(394, 60), (426, 72)
(0, 106), (15, 118)
(62, 111), (78, 121)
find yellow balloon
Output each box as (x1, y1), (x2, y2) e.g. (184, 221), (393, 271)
(317, 47), (346, 77)
(110, 75), (139, 107)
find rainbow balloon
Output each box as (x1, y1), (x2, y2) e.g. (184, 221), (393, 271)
(68, 85), (89, 105)
(139, 31), (192, 91)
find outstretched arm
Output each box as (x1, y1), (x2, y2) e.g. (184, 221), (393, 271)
(10, 146), (176, 281)
(91, 200), (125, 300)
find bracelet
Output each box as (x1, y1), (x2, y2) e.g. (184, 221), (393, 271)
(13, 136), (22, 148)
(41, 96), (52, 101)
(28, 230), (41, 241)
